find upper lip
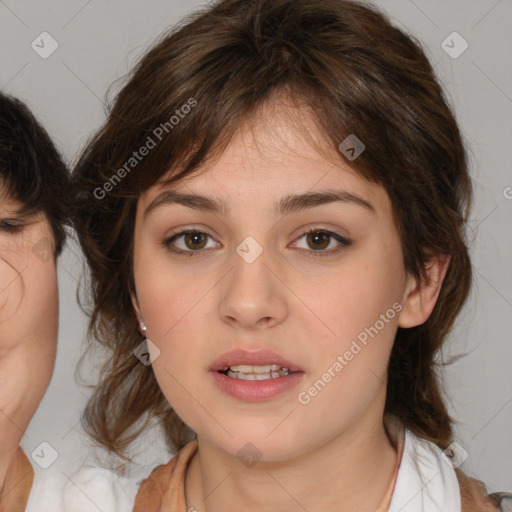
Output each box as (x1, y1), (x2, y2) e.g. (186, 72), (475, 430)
(210, 349), (303, 372)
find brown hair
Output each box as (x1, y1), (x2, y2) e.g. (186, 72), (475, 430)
(72, 0), (472, 460)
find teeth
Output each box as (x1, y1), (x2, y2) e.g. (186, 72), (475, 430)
(227, 371), (269, 380)
(228, 364), (287, 374)
(225, 366), (291, 380)
(230, 364), (269, 373)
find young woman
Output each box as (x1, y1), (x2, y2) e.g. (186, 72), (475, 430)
(71, 0), (512, 510)
(0, 92), (71, 511)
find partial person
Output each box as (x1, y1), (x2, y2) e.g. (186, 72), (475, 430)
(0, 92), (71, 511)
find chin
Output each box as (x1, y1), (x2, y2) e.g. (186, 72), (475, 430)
(202, 424), (308, 464)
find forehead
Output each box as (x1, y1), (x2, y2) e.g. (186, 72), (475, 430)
(0, 187), (25, 215)
(140, 101), (391, 217)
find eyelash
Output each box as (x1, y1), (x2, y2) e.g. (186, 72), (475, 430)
(0, 218), (25, 233)
(161, 227), (352, 259)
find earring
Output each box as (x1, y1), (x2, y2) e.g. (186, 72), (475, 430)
(138, 318), (147, 334)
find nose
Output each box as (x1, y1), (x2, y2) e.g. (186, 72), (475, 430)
(218, 238), (288, 330)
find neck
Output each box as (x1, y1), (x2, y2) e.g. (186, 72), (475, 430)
(185, 403), (398, 512)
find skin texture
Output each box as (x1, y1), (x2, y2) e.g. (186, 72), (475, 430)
(0, 191), (58, 499)
(131, 102), (450, 512)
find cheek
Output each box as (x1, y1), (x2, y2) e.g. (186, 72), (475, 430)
(136, 262), (210, 410)
(148, 315), (207, 430)
(297, 277), (399, 437)
(136, 267), (214, 346)
(0, 225), (57, 305)
(301, 246), (403, 350)
(296, 242), (402, 403)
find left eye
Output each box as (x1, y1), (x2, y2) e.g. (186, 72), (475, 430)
(292, 228), (351, 255)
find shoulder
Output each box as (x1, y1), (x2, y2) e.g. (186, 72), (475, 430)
(132, 439), (198, 512)
(454, 468), (512, 512)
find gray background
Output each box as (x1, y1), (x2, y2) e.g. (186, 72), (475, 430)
(1, 0), (511, 496)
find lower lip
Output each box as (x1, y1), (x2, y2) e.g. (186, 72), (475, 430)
(210, 370), (304, 401)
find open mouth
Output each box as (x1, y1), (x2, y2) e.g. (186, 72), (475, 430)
(218, 364), (296, 381)
(211, 357), (304, 400)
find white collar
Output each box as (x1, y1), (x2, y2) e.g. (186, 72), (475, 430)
(389, 427), (462, 511)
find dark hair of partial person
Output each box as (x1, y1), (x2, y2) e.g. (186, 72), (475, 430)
(0, 91), (71, 257)
(71, 0), (473, 462)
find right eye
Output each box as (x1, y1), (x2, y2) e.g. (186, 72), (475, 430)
(161, 229), (219, 257)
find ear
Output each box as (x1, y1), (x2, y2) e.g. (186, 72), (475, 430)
(130, 290), (147, 336)
(130, 290), (142, 322)
(398, 254), (451, 329)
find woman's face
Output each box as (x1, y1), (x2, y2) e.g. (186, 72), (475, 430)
(131, 104), (419, 461)
(0, 189), (58, 410)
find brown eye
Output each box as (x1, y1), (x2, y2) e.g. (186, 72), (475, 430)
(292, 228), (352, 258)
(162, 229), (218, 257)
(183, 232), (208, 250)
(306, 231), (331, 250)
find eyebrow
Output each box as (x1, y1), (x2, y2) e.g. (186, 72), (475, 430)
(143, 189), (376, 220)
